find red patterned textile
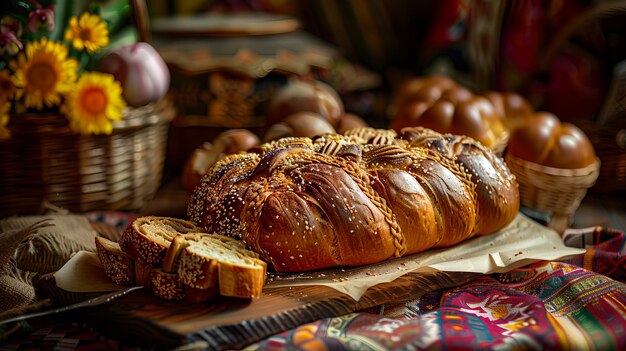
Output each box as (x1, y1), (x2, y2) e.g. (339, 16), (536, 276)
(2, 223), (625, 350)
(247, 227), (626, 350)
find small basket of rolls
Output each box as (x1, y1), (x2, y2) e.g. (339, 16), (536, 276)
(505, 112), (601, 233)
(389, 75), (517, 156)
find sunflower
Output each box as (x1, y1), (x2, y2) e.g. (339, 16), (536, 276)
(64, 13), (109, 53)
(62, 72), (126, 135)
(10, 38), (77, 110)
(0, 100), (10, 140)
(0, 70), (16, 101)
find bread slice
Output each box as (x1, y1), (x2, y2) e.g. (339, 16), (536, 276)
(151, 268), (185, 300)
(103, 216), (267, 302)
(119, 216), (201, 267)
(95, 236), (135, 286)
(178, 234), (266, 299)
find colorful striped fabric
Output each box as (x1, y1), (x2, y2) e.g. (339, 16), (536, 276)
(3, 222), (625, 350)
(247, 226), (626, 350)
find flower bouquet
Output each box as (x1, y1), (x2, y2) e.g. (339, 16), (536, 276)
(0, 0), (175, 216)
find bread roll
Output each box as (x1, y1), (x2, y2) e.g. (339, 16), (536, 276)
(263, 112), (335, 142)
(188, 127), (519, 272)
(213, 129), (261, 155)
(182, 129), (260, 193)
(482, 91), (534, 130)
(391, 75), (461, 111)
(390, 76), (507, 150)
(391, 90), (507, 150)
(266, 80), (344, 128)
(337, 113), (368, 134)
(507, 112), (596, 169)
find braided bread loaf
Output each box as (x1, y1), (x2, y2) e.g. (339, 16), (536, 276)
(188, 127), (519, 272)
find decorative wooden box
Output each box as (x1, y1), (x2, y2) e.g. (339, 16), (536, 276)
(150, 13), (380, 168)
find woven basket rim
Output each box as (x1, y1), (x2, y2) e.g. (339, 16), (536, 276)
(504, 152), (601, 177)
(491, 130), (509, 156)
(4, 99), (176, 137)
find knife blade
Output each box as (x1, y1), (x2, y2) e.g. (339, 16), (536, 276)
(0, 286), (144, 325)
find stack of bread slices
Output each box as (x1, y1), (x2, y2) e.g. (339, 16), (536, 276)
(95, 216), (267, 302)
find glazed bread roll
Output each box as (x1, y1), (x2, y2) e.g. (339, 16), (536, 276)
(507, 112), (596, 169)
(482, 91), (534, 130)
(182, 129), (260, 193)
(390, 76), (507, 150)
(337, 113), (368, 134)
(262, 112), (336, 142)
(188, 127), (519, 272)
(391, 88), (507, 150)
(265, 80), (344, 128)
(391, 75), (462, 111)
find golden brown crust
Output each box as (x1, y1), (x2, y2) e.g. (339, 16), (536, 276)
(401, 127), (519, 235)
(177, 245), (219, 290)
(218, 260), (266, 298)
(151, 268), (185, 300)
(189, 127), (520, 272)
(95, 236), (135, 286)
(507, 112), (596, 169)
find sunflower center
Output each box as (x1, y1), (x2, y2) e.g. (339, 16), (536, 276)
(27, 62), (57, 92)
(79, 29), (92, 41)
(82, 88), (107, 115)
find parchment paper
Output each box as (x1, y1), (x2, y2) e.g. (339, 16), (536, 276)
(54, 214), (584, 301)
(264, 213), (585, 300)
(54, 251), (125, 293)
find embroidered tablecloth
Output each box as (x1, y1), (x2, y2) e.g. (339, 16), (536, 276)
(247, 226), (626, 351)
(2, 219), (625, 351)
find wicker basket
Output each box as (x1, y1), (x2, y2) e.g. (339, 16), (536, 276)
(491, 130), (509, 158)
(0, 99), (175, 216)
(504, 152), (601, 232)
(577, 120), (626, 193)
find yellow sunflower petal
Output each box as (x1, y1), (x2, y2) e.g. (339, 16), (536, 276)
(0, 100), (11, 140)
(65, 13), (109, 53)
(11, 38), (78, 110)
(62, 72), (127, 136)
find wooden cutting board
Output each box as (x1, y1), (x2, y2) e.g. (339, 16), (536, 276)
(56, 268), (478, 350)
(42, 214), (578, 350)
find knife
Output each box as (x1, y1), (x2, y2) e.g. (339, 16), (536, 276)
(0, 286), (144, 325)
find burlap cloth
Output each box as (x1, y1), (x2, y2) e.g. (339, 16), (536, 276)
(0, 215), (98, 316)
